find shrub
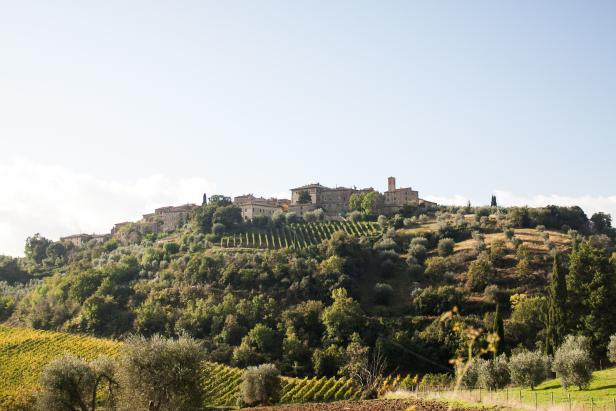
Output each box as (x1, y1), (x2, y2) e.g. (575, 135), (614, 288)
(466, 252), (495, 291)
(536, 225), (546, 232)
(608, 335), (616, 364)
(413, 285), (464, 315)
(403, 218), (414, 228)
(419, 373), (452, 389)
(552, 335), (593, 390)
(437, 238), (455, 257)
(212, 223), (226, 236)
(163, 242), (180, 255)
(348, 211), (362, 222)
(503, 228), (515, 240)
(509, 350), (551, 389)
(408, 244), (427, 261)
(410, 237), (429, 248)
(456, 359), (479, 389)
(373, 283), (394, 305)
(476, 355), (510, 390)
(241, 363), (281, 406)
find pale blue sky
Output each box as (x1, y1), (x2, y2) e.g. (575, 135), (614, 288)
(1, 1), (616, 255)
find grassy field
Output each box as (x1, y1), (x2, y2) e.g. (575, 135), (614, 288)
(390, 368), (616, 411)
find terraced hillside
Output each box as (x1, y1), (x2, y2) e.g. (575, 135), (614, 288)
(220, 221), (381, 249)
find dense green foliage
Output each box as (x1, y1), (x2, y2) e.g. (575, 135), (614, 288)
(2, 201), (616, 404)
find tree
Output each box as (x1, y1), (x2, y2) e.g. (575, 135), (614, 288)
(591, 212), (612, 234)
(566, 241), (616, 359)
(213, 205), (242, 228)
(25, 233), (51, 264)
(546, 255), (567, 355)
(297, 191), (312, 204)
(466, 252), (495, 291)
(117, 334), (206, 410)
(208, 195), (231, 207)
(476, 355), (510, 390)
(437, 238), (455, 257)
(321, 288), (363, 344)
(373, 283), (393, 305)
(38, 354), (117, 411)
(493, 304), (505, 358)
(491, 195), (497, 207)
(608, 334), (616, 364)
(312, 345), (344, 377)
(509, 350), (551, 389)
(240, 364), (281, 406)
(552, 335), (593, 390)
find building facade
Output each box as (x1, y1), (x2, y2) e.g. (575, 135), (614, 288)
(233, 195), (284, 221)
(289, 177), (435, 217)
(142, 204), (197, 232)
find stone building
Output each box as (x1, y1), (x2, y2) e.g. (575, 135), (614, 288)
(61, 233), (110, 247)
(288, 184), (374, 217)
(233, 194), (286, 221)
(289, 177), (435, 218)
(142, 204), (197, 232)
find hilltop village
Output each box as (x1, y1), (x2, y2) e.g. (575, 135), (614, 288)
(60, 177), (434, 246)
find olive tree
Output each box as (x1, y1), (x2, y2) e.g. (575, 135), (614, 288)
(38, 354), (117, 411)
(476, 354), (510, 390)
(509, 350), (551, 389)
(608, 334), (616, 364)
(437, 238), (455, 257)
(117, 334), (206, 411)
(240, 363), (281, 406)
(552, 335), (593, 390)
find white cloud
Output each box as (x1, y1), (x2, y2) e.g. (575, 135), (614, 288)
(424, 191), (616, 218)
(0, 159), (215, 256)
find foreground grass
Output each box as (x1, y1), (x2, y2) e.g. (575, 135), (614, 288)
(390, 368), (616, 411)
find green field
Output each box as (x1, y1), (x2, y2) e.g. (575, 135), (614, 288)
(397, 368), (616, 410)
(220, 221), (381, 249)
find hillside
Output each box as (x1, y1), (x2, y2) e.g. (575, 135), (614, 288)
(1, 202), (615, 407)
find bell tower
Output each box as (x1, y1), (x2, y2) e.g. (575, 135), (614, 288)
(387, 176), (396, 192)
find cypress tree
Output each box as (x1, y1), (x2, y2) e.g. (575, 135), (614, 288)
(491, 195), (497, 207)
(493, 303), (505, 359)
(546, 255), (567, 355)
(566, 241), (616, 360)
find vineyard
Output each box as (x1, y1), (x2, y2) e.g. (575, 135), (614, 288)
(0, 325), (120, 408)
(0, 326), (408, 409)
(220, 221), (382, 249)
(202, 362), (408, 407)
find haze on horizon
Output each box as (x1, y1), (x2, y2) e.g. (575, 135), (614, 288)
(1, 1), (616, 256)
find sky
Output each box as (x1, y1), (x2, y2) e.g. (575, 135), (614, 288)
(1, 1), (616, 256)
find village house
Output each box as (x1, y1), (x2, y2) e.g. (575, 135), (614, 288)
(233, 194), (288, 221)
(60, 233), (110, 247)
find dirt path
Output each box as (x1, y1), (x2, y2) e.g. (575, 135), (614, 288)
(242, 399), (474, 411)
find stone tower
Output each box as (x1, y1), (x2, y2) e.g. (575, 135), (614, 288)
(387, 176), (396, 192)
